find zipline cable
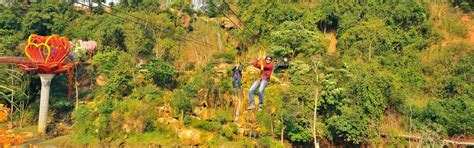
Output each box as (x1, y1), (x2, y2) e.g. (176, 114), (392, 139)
(208, 0), (269, 50)
(97, 3), (220, 49)
(213, 0), (270, 51)
(208, 0), (270, 70)
(74, 2), (219, 50)
(221, 0), (268, 50)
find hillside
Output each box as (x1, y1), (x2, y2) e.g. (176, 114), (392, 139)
(0, 1), (473, 147)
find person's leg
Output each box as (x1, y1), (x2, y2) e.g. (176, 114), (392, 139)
(237, 77), (242, 90)
(257, 80), (268, 110)
(232, 77), (237, 89)
(247, 80), (260, 109)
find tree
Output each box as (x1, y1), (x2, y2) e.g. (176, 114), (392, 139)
(269, 21), (327, 59)
(206, 0), (223, 18)
(338, 19), (393, 60)
(22, 2), (78, 36)
(124, 17), (156, 58)
(94, 16), (126, 50)
(141, 59), (177, 88)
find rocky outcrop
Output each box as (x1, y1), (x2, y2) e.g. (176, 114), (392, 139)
(178, 129), (202, 146)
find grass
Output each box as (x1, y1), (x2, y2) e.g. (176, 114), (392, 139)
(32, 131), (180, 147)
(13, 125), (37, 133)
(126, 131), (178, 146)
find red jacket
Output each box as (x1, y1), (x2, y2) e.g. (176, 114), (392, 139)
(253, 57), (273, 81)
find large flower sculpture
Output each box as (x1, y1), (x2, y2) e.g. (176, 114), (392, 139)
(17, 34), (74, 74)
(0, 34), (75, 134)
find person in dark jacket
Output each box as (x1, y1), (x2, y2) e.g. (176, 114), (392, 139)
(232, 63), (243, 90)
(247, 55), (274, 111)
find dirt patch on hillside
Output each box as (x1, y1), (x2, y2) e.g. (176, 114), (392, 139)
(461, 15), (474, 43)
(327, 32), (337, 53)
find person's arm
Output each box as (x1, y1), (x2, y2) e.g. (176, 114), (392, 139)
(253, 57), (260, 68)
(239, 66), (243, 78)
(273, 63), (280, 72)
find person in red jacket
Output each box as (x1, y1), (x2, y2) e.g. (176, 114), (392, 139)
(247, 55), (274, 111)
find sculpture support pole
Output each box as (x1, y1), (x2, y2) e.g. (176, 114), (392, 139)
(38, 74), (54, 134)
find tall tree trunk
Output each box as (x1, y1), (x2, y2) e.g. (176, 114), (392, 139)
(313, 90), (320, 148)
(10, 95), (13, 128)
(312, 63), (320, 148)
(281, 116), (285, 144)
(38, 74), (54, 134)
(217, 31), (223, 53)
(270, 111), (275, 137)
(368, 40), (373, 60)
(75, 82), (79, 110)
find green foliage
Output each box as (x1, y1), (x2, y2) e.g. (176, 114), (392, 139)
(282, 60), (316, 143)
(441, 51), (474, 98)
(0, 9), (20, 31)
(95, 16), (126, 50)
(207, 135), (229, 145)
(213, 51), (236, 64)
(22, 2), (78, 36)
(326, 106), (368, 144)
(1, 0), (473, 145)
(258, 136), (285, 147)
(239, 2), (303, 42)
(73, 105), (95, 136)
(433, 98), (474, 136)
(219, 123), (238, 140)
(127, 84), (163, 104)
(452, 0), (474, 12)
(192, 120), (222, 132)
(113, 98), (158, 135)
(339, 20), (394, 60)
(441, 12), (468, 37)
(97, 52), (137, 95)
(413, 51), (474, 137)
(214, 109), (233, 124)
(124, 18), (155, 57)
(171, 89), (193, 115)
(96, 97), (114, 140)
(92, 51), (119, 76)
(136, 0), (161, 13)
(206, 0), (223, 17)
(142, 59), (177, 88)
(269, 21), (327, 59)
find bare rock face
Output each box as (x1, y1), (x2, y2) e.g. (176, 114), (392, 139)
(221, 17), (242, 30)
(181, 13), (192, 29)
(178, 129), (202, 146)
(216, 63), (230, 75)
(156, 117), (179, 125)
(20, 132), (34, 139)
(168, 8), (192, 30)
(96, 73), (107, 86)
(121, 118), (145, 135)
(157, 105), (172, 117)
(47, 122), (73, 137)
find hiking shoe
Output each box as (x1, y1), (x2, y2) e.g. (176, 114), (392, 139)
(258, 107), (262, 112)
(246, 105), (255, 110)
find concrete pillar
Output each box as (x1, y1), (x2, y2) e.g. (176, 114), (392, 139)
(38, 74), (54, 134)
